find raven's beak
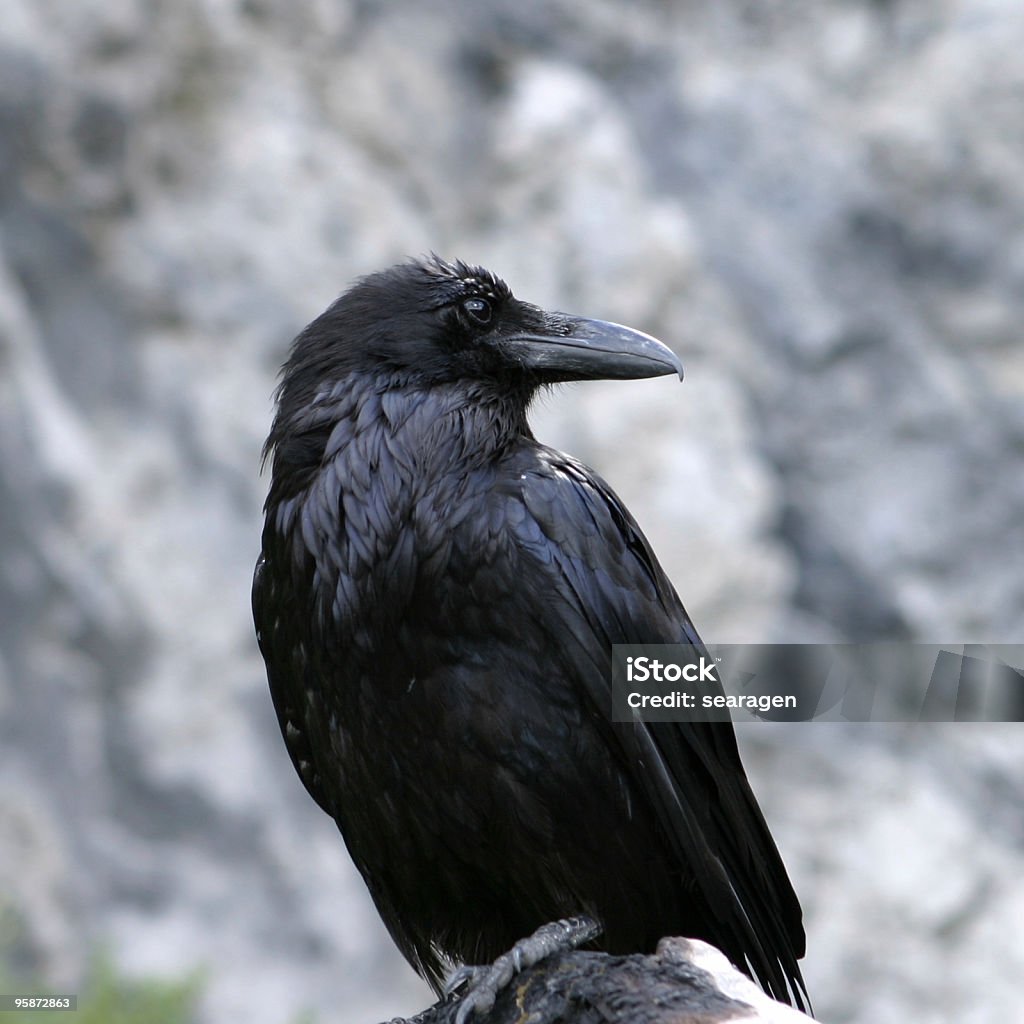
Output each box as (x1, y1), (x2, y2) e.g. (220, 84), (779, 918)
(505, 316), (684, 383)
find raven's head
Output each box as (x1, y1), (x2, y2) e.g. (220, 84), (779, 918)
(279, 256), (683, 400)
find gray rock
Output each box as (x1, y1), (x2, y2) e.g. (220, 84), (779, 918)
(398, 937), (813, 1024)
(0, 2), (1021, 1023)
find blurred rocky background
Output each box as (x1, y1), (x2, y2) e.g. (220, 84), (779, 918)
(1, 1), (1022, 1022)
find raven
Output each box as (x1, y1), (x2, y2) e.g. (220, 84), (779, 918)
(253, 256), (808, 1014)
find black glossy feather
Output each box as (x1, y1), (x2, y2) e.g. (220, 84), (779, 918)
(253, 257), (808, 1010)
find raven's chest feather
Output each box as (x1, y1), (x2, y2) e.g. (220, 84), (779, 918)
(288, 428), (592, 769)
(284, 389), (528, 644)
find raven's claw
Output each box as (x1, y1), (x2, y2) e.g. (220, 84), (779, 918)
(449, 915), (601, 1024)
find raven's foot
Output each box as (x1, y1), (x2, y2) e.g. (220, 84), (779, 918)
(446, 915), (601, 1024)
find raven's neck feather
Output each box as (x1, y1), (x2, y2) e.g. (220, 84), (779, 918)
(264, 375), (536, 638)
(267, 374), (534, 500)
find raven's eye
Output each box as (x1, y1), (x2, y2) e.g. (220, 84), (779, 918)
(462, 297), (492, 325)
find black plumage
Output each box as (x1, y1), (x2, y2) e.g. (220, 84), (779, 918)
(253, 256), (807, 1010)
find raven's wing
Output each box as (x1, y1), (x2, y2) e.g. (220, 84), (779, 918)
(506, 447), (808, 1010)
